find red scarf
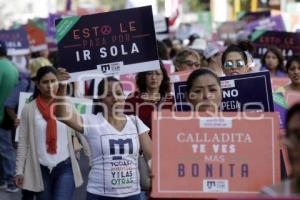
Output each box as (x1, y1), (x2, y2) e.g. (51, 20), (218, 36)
(36, 95), (57, 154)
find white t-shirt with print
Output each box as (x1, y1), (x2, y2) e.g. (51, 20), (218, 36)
(82, 113), (149, 197)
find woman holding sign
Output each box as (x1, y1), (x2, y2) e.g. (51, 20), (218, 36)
(55, 71), (152, 200)
(15, 67), (84, 200)
(186, 68), (222, 112)
(262, 103), (300, 197)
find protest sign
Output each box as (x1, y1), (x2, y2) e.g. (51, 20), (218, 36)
(198, 11), (213, 38)
(174, 71), (274, 112)
(76, 6), (104, 16)
(15, 92), (92, 142)
(0, 27), (30, 56)
(251, 30), (300, 59)
(55, 6), (159, 82)
(176, 23), (206, 40)
(154, 15), (169, 34)
(46, 14), (61, 51)
(169, 70), (192, 83)
(237, 10), (271, 23)
(152, 111), (280, 198)
(24, 19), (47, 52)
(273, 92), (288, 129)
(162, 60), (173, 75)
(217, 21), (244, 42)
(280, 12), (300, 32)
(271, 77), (290, 91)
(47, 14), (59, 42)
(286, 92), (300, 107)
(220, 71), (274, 112)
(244, 15), (285, 32)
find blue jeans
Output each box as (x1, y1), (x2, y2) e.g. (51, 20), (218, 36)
(0, 128), (16, 184)
(86, 192), (141, 200)
(140, 191), (148, 200)
(36, 158), (75, 200)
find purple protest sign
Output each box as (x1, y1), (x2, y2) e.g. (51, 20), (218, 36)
(217, 21), (245, 42)
(55, 6), (159, 82)
(273, 92), (288, 129)
(244, 15), (285, 32)
(47, 14), (61, 51)
(238, 10), (271, 23)
(251, 30), (300, 59)
(48, 14), (63, 41)
(0, 27), (30, 56)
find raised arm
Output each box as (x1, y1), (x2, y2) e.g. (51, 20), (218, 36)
(55, 68), (84, 133)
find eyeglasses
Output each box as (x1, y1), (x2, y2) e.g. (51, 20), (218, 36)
(223, 60), (246, 68)
(181, 60), (201, 68)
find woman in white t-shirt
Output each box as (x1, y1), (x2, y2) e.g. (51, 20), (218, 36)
(55, 69), (152, 200)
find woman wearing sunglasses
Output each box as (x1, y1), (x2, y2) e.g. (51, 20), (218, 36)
(221, 45), (251, 76)
(173, 49), (201, 72)
(261, 103), (300, 197)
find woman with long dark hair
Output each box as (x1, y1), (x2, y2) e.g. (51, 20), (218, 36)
(261, 46), (286, 77)
(125, 61), (174, 138)
(55, 69), (152, 200)
(15, 66), (83, 200)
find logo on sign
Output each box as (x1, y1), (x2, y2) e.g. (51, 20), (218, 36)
(101, 64), (111, 73)
(221, 80), (235, 89)
(203, 179), (229, 192)
(97, 62), (122, 75)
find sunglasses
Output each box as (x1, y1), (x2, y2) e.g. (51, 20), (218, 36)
(182, 60), (201, 68)
(223, 60), (246, 68)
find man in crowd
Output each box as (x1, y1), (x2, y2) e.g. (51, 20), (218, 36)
(0, 40), (19, 192)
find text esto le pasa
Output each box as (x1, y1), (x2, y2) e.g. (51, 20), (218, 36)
(72, 21), (140, 62)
